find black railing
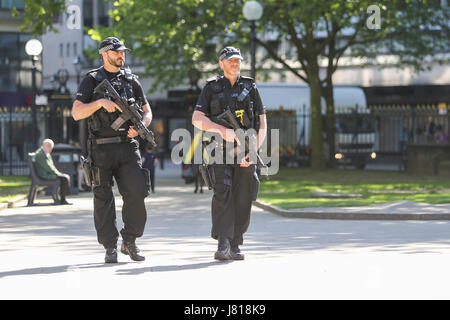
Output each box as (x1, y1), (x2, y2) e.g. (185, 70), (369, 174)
(1, 102), (448, 174)
(266, 103), (450, 169)
(0, 103), (78, 175)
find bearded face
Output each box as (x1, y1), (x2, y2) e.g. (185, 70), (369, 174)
(103, 50), (125, 68)
(219, 58), (241, 78)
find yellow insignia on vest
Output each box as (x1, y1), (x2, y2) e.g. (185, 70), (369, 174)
(235, 109), (245, 126)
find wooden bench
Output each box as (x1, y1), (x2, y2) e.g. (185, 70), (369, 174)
(26, 153), (61, 206)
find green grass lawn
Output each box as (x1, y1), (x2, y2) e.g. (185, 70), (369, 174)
(0, 176), (30, 203)
(259, 168), (450, 210)
(4, 169), (450, 209)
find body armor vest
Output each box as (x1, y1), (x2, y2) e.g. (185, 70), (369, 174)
(87, 66), (141, 138)
(208, 75), (259, 130)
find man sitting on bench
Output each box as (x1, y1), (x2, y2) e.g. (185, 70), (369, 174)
(33, 138), (72, 205)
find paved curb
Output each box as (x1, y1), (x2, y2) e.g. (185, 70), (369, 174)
(253, 200), (450, 221)
(0, 194), (28, 211)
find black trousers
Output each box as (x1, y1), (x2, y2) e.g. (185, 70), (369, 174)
(91, 139), (150, 249)
(149, 168), (155, 192)
(210, 164), (260, 245)
(56, 174), (71, 200)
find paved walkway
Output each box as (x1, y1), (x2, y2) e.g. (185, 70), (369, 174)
(2, 166), (450, 299)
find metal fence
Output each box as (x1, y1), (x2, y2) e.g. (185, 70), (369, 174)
(0, 103), (77, 176)
(266, 103), (450, 168)
(1, 102), (448, 175)
(372, 104), (449, 152)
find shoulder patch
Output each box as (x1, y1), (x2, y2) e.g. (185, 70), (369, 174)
(239, 76), (254, 90)
(86, 67), (101, 76)
(240, 76), (254, 82)
(205, 76), (223, 93)
(206, 76), (220, 83)
(86, 67), (106, 82)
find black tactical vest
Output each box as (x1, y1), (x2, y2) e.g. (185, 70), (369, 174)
(208, 75), (259, 130)
(86, 66), (140, 138)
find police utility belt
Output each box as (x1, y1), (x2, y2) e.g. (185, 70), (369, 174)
(92, 136), (131, 145)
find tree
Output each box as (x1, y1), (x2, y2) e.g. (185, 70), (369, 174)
(12, 0), (67, 35)
(247, 0), (449, 169)
(87, 0), (248, 91)
(16, 0), (449, 170)
(250, 1), (371, 168)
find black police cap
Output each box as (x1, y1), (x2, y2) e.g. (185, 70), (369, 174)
(219, 46), (243, 61)
(98, 37), (130, 54)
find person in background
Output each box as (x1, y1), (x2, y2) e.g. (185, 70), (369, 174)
(32, 138), (71, 205)
(141, 143), (158, 193)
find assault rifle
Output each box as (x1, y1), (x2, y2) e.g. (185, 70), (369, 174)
(214, 107), (268, 177)
(94, 79), (157, 148)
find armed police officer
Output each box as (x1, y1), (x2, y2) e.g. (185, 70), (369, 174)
(72, 37), (152, 263)
(192, 47), (267, 261)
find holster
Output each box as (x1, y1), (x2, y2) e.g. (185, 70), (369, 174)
(80, 155), (101, 188)
(199, 163), (213, 190)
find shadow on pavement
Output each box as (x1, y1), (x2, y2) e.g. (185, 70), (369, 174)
(0, 260), (233, 279)
(0, 262), (131, 279)
(3, 179), (450, 262)
(115, 260), (233, 275)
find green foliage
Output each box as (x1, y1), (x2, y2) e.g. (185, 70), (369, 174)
(12, 0), (67, 35)
(352, 0), (450, 72)
(17, 0), (448, 90)
(88, 0), (249, 91)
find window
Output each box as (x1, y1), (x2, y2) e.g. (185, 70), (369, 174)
(0, 0), (25, 9)
(0, 32), (34, 92)
(60, 43), (63, 57)
(98, 0), (111, 26)
(336, 114), (376, 134)
(52, 13), (63, 24)
(66, 43), (70, 57)
(83, 0), (93, 28)
(73, 42), (77, 56)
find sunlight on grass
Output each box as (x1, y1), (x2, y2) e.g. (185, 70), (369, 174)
(259, 168), (450, 210)
(0, 176), (30, 203)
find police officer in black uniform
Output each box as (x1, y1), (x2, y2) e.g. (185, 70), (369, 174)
(72, 37), (152, 263)
(192, 47), (267, 260)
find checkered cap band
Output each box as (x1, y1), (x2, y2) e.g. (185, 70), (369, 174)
(98, 44), (114, 53)
(219, 47), (243, 60)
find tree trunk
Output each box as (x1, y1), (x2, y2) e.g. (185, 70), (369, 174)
(309, 73), (324, 170)
(323, 82), (336, 166)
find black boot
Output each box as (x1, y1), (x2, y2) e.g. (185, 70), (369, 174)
(104, 247), (118, 263)
(230, 244), (245, 260)
(214, 237), (231, 261)
(121, 241), (145, 261)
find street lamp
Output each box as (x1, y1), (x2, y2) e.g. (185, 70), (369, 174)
(243, 1), (263, 80)
(25, 39), (43, 57)
(25, 39), (43, 149)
